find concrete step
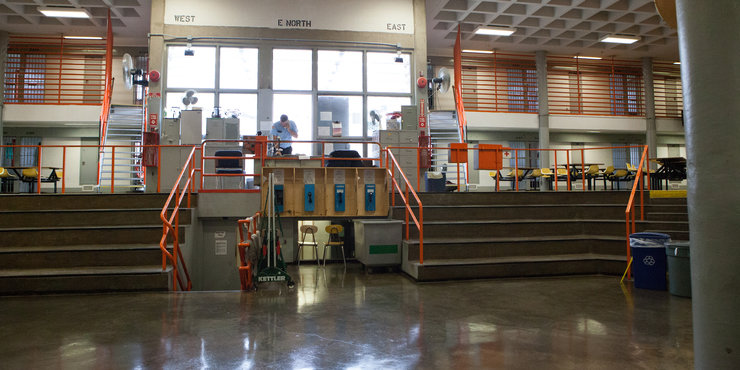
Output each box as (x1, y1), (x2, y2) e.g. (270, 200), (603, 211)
(407, 191), (631, 206)
(0, 193), (184, 210)
(0, 265), (171, 295)
(404, 254), (626, 281)
(392, 204), (628, 221)
(649, 197), (687, 205)
(406, 219), (627, 239)
(0, 225), (185, 248)
(403, 235), (625, 260)
(0, 208), (191, 228)
(638, 220), (689, 232)
(643, 230), (690, 240)
(0, 244), (170, 269)
(647, 212), (689, 222)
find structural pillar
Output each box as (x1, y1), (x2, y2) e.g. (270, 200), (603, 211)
(535, 51), (550, 191)
(0, 31), (8, 156)
(642, 57), (657, 168)
(676, 1), (740, 368)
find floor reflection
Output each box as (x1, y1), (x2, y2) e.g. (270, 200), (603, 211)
(0, 264), (693, 369)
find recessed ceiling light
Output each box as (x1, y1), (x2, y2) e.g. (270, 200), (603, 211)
(574, 56), (602, 60)
(475, 26), (516, 36)
(673, 61), (681, 65)
(599, 35), (640, 44)
(38, 7), (90, 19)
(64, 36), (103, 40)
(463, 49), (494, 54)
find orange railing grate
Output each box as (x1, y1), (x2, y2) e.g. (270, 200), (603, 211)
(653, 60), (684, 119)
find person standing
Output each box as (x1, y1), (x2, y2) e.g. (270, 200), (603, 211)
(270, 114), (298, 155)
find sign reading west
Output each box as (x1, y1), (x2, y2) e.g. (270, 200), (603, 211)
(164, 0), (414, 34)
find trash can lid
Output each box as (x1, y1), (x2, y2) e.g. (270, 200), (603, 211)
(630, 232), (672, 240)
(666, 242), (689, 257)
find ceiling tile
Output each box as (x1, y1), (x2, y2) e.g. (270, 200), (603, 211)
(474, 2), (498, 13)
(492, 15), (514, 25)
(518, 18), (540, 27)
(607, 0), (629, 11)
(502, 3), (528, 15)
(573, 21), (591, 30)
(561, 8), (583, 19)
(434, 22), (453, 31)
(434, 11), (459, 21)
(443, 0), (469, 11)
(532, 6), (555, 17)
(576, 0), (602, 8)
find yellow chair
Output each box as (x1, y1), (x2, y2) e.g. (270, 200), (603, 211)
(607, 169), (634, 190)
(584, 164), (601, 190)
(600, 166), (615, 189)
(297, 224), (319, 266)
(0, 167), (18, 193)
(21, 167), (39, 193)
(529, 168), (548, 190)
(322, 224), (346, 268)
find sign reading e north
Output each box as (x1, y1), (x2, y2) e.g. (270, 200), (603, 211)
(164, 0), (414, 34)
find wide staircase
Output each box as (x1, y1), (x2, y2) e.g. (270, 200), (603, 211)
(394, 191), (690, 281)
(0, 193), (192, 294)
(100, 105), (145, 192)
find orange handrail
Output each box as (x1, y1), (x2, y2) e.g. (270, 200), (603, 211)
(624, 145), (650, 279)
(237, 212), (261, 291)
(97, 10), (115, 187)
(385, 149), (424, 264)
(159, 146), (197, 291)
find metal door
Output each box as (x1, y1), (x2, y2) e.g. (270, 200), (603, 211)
(79, 138), (99, 185)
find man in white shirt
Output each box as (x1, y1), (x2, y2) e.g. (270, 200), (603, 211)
(270, 114), (298, 155)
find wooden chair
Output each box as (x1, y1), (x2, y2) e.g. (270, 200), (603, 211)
(297, 224), (320, 266)
(322, 224), (345, 268)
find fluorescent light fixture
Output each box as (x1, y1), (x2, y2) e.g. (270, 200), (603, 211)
(38, 7), (90, 18)
(463, 49), (494, 54)
(599, 35), (640, 44)
(673, 61), (681, 65)
(574, 56), (602, 60)
(475, 26), (516, 36)
(63, 36), (103, 40)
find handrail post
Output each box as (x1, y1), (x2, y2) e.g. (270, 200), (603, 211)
(405, 183), (410, 240)
(566, 150), (571, 191)
(111, 146), (115, 193)
(626, 212), (632, 278)
(514, 148), (519, 192)
(581, 148), (586, 191)
(419, 204), (424, 264)
(157, 144), (162, 193)
(62, 146), (66, 194)
(456, 161), (460, 192)
(554, 151), (559, 191)
(37, 145), (42, 194)
(416, 147), (420, 192)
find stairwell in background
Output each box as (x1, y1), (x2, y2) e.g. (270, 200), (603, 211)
(99, 105), (145, 192)
(428, 110), (467, 190)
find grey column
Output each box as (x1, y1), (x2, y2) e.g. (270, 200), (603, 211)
(536, 51), (549, 191)
(676, 1), (740, 369)
(642, 57), (657, 167)
(0, 31), (8, 158)
(412, 0), (428, 105)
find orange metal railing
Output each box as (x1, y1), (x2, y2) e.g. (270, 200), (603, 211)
(460, 51), (538, 113)
(624, 145), (650, 279)
(547, 55), (646, 116)
(159, 146), (197, 291)
(237, 213), (260, 291)
(653, 60), (684, 119)
(385, 149), (424, 264)
(98, 10), (115, 187)
(452, 27), (470, 186)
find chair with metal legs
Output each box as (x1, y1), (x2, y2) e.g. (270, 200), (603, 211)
(297, 224), (319, 266)
(322, 224), (345, 268)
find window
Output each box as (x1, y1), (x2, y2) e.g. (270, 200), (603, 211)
(273, 49), (312, 90)
(318, 50), (362, 92)
(367, 96), (412, 135)
(166, 46), (216, 89)
(611, 72), (642, 116)
(273, 93), (313, 155)
(367, 52), (411, 93)
(4, 53), (45, 103)
(318, 95), (363, 137)
(506, 67), (537, 113)
(164, 92), (215, 134)
(219, 93), (258, 136)
(220, 48), (258, 90)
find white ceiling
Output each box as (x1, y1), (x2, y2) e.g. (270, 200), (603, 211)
(0, 0), (150, 46)
(426, 0), (680, 60)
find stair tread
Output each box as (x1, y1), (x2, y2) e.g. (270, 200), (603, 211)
(394, 203), (631, 209)
(412, 253), (626, 267)
(407, 219), (629, 225)
(0, 243), (173, 253)
(0, 265), (171, 278)
(403, 234), (624, 244)
(1, 224), (176, 232)
(0, 207), (181, 214)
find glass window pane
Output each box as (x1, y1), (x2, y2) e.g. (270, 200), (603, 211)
(219, 93), (258, 136)
(318, 95), (363, 138)
(220, 48), (258, 90)
(167, 46), (216, 89)
(273, 93), (314, 155)
(367, 52), (411, 93)
(164, 92), (215, 136)
(318, 50), (362, 92)
(367, 96), (411, 136)
(273, 49), (312, 91)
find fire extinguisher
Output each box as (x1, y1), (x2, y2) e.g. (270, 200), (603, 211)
(419, 133), (432, 169)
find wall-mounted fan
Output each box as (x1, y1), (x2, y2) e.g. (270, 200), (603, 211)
(432, 67), (451, 93)
(121, 53), (148, 90)
(181, 89), (198, 108)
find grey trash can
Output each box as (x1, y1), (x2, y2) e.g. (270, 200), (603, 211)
(666, 241), (691, 298)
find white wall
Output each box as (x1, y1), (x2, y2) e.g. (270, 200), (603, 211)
(40, 137), (82, 190)
(3, 105), (101, 124)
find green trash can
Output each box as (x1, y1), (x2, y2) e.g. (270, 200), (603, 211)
(666, 241), (691, 298)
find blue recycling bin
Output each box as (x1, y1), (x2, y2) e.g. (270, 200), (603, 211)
(630, 232), (671, 290)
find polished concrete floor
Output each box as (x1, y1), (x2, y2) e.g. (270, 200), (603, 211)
(0, 264), (693, 369)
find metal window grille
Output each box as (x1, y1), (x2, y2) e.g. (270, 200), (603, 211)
(460, 51), (538, 113)
(19, 137), (41, 167)
(653, 61), (684, 119)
